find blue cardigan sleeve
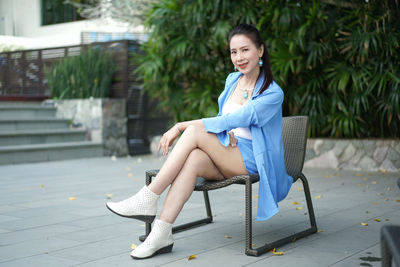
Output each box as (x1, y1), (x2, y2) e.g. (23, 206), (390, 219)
(203, 87), (283, 133)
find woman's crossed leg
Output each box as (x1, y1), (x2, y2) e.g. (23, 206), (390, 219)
(149, 124), (248, 223)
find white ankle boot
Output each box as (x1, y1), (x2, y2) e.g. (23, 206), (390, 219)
(131, 219), (174, 259)
(106, 186), (159, 223)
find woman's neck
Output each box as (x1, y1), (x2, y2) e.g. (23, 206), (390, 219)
(240, 68), (260, 87)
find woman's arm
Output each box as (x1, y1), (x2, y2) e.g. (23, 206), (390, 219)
(175, 119), (204, 132)
(203, 88), (283, 134)
(158, 119), (205, 155)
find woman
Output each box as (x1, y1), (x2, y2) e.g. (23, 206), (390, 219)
(106, 23), (293, 259)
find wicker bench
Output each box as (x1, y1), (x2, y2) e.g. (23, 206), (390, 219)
(139, 116), (317, 256)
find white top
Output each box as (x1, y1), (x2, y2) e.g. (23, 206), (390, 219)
(221, 99), (252, 140)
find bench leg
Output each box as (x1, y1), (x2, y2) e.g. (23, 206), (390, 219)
(245, 173), (318, 256)
(139, 173), (213, 242)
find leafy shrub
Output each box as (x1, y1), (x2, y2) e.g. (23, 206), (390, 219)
(0, 44), (23, 52)
(45, 47), (115, 99)
(136, 0), (400, 138)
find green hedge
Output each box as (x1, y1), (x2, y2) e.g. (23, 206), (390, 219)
(135, 0), (400, 138)
(45, 47), (115, 99)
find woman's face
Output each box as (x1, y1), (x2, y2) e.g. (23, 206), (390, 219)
(230, 34), (264, 76)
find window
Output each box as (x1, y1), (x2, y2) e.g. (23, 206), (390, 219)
(41, 0), (87, 26)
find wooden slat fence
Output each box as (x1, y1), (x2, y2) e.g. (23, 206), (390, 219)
(0, 40), (140, 100)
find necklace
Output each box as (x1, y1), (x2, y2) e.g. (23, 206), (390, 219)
(237, 78), (254, 100)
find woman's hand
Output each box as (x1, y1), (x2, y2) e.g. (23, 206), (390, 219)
(158, 124), (181, 155)
(228, 131), (238, 147)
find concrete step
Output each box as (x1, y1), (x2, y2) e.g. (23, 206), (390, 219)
(0, 141), (103, 165)
(0, 106), (57, 119)
(0, 101), (42, 107)
(0, 129), (87, 146)
(0, 118), (71, 132)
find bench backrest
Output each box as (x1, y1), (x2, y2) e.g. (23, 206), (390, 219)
(282, 116), (309, 180)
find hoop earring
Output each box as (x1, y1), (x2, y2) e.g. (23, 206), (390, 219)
(258, 58), (263, 67)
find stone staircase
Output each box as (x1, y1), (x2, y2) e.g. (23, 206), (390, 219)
(0, 102), (103, 164)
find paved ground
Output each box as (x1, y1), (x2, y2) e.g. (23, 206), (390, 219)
(0, 155), (399, 267)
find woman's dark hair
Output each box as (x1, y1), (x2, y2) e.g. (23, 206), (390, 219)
(228, 24), (273, 94)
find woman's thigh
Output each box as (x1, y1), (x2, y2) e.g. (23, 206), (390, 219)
(186, 125), (248, 178)
(185, 149), (225, 181)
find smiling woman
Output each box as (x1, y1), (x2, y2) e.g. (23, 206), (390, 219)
(106, 23), (292, 260)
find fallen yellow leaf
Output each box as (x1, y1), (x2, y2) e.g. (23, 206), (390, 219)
(315, 195), (322, 199)
(380, 169), (387, 174)
(387, 186), (391, 191)
(69, 197), (76, 200)
(374, 218), (381, 222)
(296, 187), (303, 191)
(363, 177), (369, 181)
(356, 173), (363, 177)
(252, 243), (257, 247)
(270, 248), (284, 256)
(361, 222), (368, 226)
(396, 200), (400, 202)
(131, 243), (137, 250)
(385, 198), (389, 201)
(40, 184), (44, 188)
(296, 207), (303, 210)
(106, 194), (113, 199)
(188, 254), (196, 260)
(213, 214), (217, 217)
(253, 194), (259, 199)
(359, 183), (365, 186)
(291, 201), (299, 205)
(371, 181), (377, 184)
(324, 175), (332, 178)
(224, 235), (232, 239)
(317, 230), (323, 233)
(239, 213), (243, 217)
(128, 173), (133, 177)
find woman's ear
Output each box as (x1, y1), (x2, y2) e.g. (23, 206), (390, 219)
(258, 44), (264, 58)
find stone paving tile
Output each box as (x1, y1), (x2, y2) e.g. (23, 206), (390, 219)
(329, 243), (381, 267)
(0, 229), (10, 234)
(0, 224), (84, 246)
(0, 212), (84, 231)
(245, 245), (345, 267)
(67, 214), (123, 229)
(0, 215), (20, 224)
(0, 254), (83, 267)
(48, 236), (133, 263)
(0, 157), (399, 267)
(0, 237), (82, 263)
(56, 221), (144, 244)
(0, 205), (26, 214)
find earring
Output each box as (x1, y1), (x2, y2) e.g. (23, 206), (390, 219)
(258, 58), (263, 67)
(234, 65), (237, 71)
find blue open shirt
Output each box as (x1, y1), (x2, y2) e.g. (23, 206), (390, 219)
(202, 72), (293, 221)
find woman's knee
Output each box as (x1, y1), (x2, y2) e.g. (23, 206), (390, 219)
(185, 124), (213, 145)
(186, 149), (208, 169)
